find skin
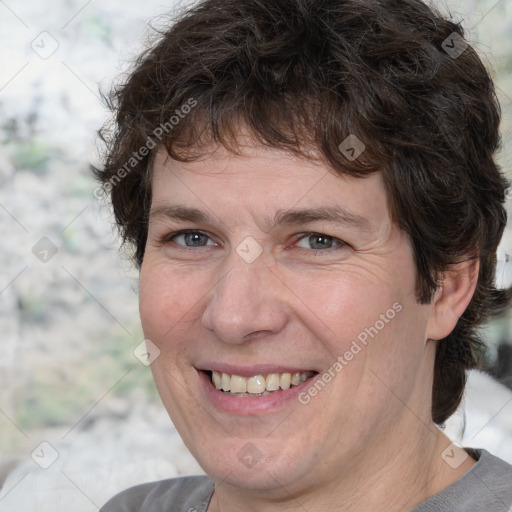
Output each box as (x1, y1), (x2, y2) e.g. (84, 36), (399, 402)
(139, 139), (479, 512)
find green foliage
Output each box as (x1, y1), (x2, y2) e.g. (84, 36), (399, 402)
(9, 140), (56, 174)
(17, 371), (92, 428)
(83, 15), (113, 45)
(16, 327), (158, 430)
(18, 293), (46, 324)
(94, 330), (159, 398)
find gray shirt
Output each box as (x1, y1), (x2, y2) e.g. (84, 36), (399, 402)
(100, 449), (512, 511)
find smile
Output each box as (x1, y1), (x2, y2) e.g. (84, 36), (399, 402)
(207, 370), (317, 396)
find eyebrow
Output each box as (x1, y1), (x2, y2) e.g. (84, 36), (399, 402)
(149, 204), (373, 233)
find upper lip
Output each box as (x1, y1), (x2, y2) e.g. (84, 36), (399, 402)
(196, 363), (318, 377)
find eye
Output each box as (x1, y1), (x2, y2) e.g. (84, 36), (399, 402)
(294, 232), (346, 251)
(162, 230), (346, 252)
(166, 230), (217, 247)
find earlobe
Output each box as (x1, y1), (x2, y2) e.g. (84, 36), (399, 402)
(426, 257), (479, 341)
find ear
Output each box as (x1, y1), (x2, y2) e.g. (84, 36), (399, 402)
(426, 257), (479, 341)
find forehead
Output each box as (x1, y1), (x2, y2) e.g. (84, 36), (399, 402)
(150, 144), (392, 233)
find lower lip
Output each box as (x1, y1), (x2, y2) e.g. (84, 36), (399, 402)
(198, 370), (319, 416)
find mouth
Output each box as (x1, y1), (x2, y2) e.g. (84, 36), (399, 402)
(202, 369), (318, 397)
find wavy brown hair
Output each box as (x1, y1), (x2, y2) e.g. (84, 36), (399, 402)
(95, 0), (511, 424)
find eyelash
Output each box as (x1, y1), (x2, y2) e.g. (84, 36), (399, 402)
(163, 230), (348, 253)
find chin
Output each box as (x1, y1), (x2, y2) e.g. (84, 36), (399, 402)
(192, 437), (313, 493)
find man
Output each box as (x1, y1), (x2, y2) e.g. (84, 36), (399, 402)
(96, 0), (512, 510)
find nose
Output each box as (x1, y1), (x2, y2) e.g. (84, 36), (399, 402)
(200, 249), (289, 344)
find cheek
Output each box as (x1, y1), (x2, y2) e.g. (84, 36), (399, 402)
(290, 265), (428, 398)
(285, 267), (400, 345)
(138, 261), (203, 343)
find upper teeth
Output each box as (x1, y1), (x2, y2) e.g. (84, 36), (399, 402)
(211, 370), (314, 394)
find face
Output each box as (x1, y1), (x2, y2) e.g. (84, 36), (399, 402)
(139, 142), (437, 496)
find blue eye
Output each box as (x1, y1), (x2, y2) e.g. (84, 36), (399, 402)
(295, 233), (345, 251)
(164, 230), (346, 253)
(168, 230), (216, 247)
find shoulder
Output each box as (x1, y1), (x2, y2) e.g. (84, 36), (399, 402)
(413, 449), (512, 512)
(99, 475), (214, 512)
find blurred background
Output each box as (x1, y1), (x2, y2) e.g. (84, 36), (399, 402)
(0, 0), (511, 510)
